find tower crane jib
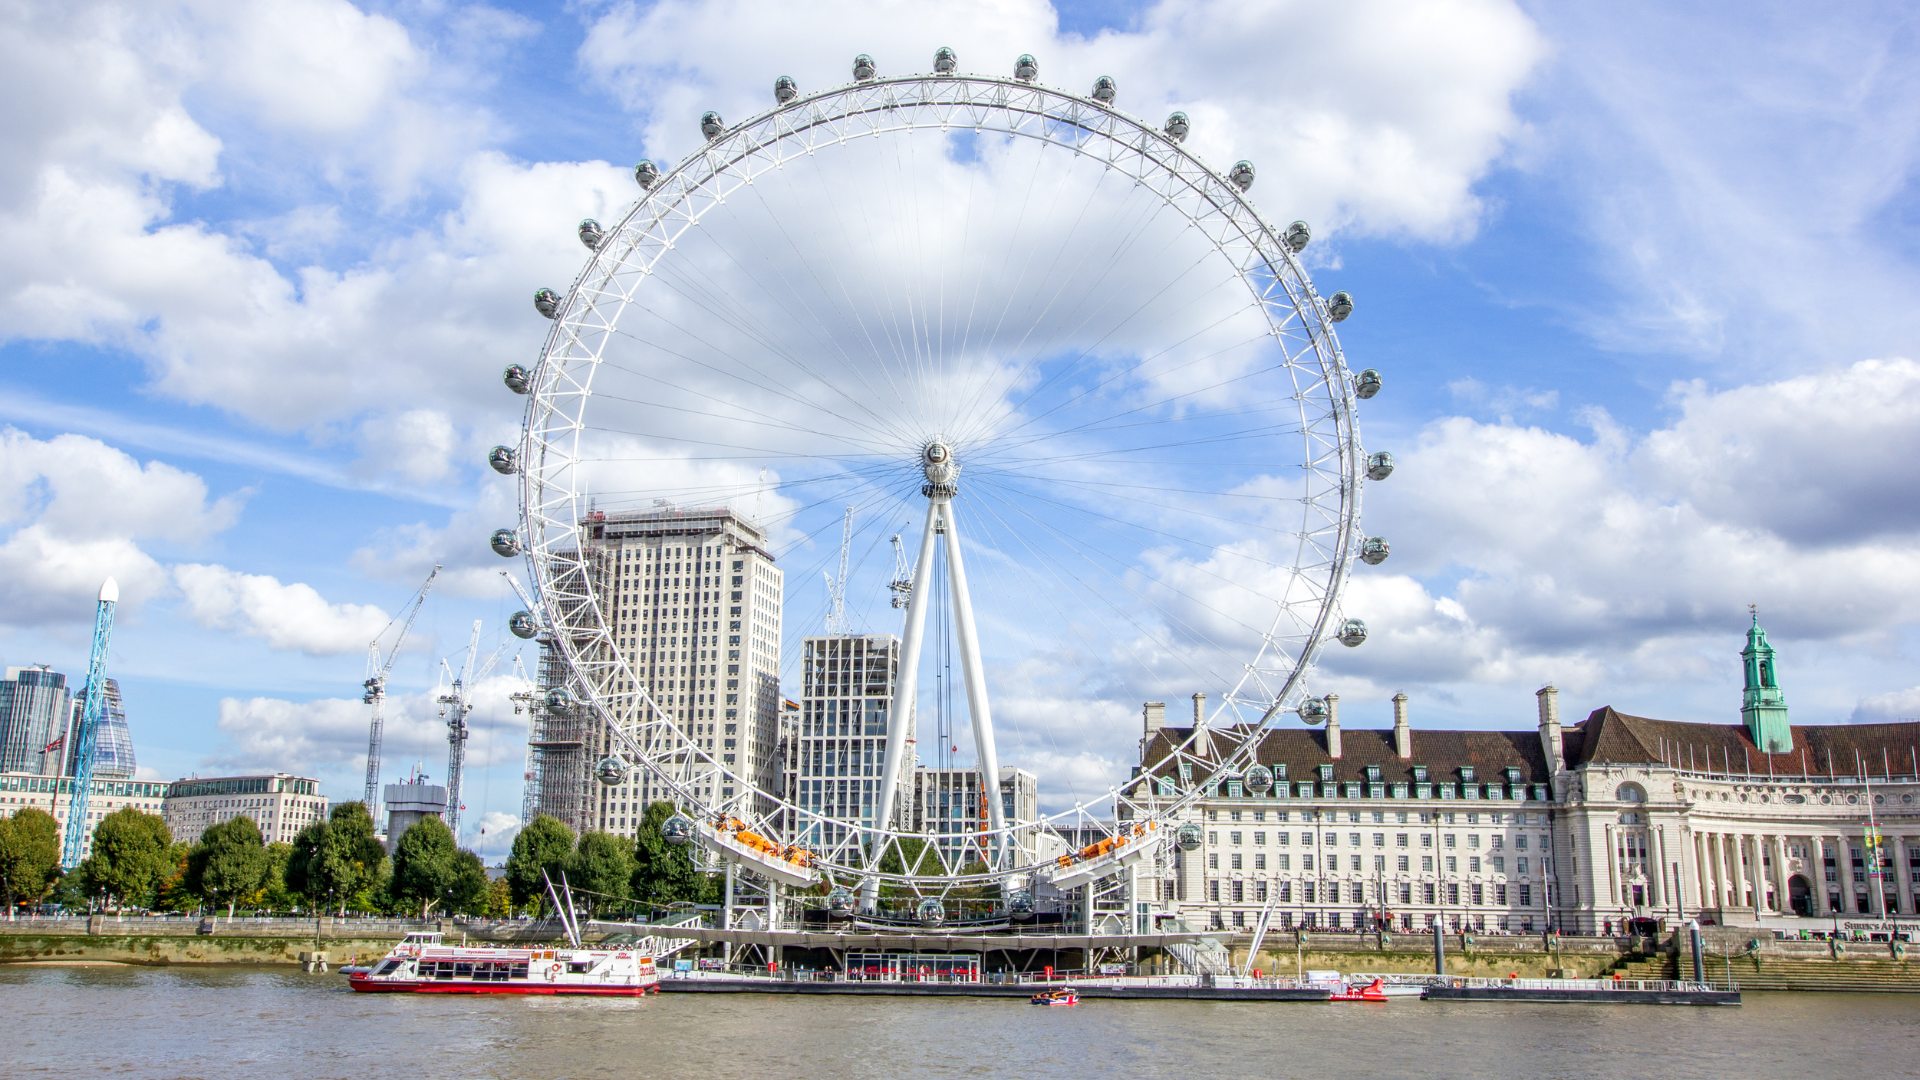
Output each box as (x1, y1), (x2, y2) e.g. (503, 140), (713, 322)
(363, 565), (440, 821)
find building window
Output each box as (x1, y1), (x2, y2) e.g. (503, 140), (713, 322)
(1471, 884), (1484, 905)
(1276, 854), (1290, 870)
(1208, 880), (1220, 902)
(1208, 853), (1218, 870)
(1495, 884), (1507, 904)
(1231, 854), (1242, 870)
(1422, 856), (1433, 872)
(1423, 883), (1436, 904)
(1254, 854), (1266, 870)
(1448, 884), (1461, 905)
(1232, 881), (1245, 903)
(1230, 831), (1242, 845)
(1519, 885), (1532, 906)
(1397, 855), (1409, 872)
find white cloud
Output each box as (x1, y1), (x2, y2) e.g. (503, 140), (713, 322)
(0, 428), (244, 625)
(172, 564), (390, 655)
(468, 811), (521, 857)
(581, 0), (1543, 243)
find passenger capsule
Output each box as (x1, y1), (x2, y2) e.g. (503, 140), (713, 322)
(1229, 160), (1256, 192)
(1014, 54), (1038, 80)
(700, 111), (724, 140)
(1244, 764), (1274, 794)
(1007, 890), (1036, 920)
(1359, 536), (1390, 566)
(1091, 76), (1116, 103)
(853, 54), (877, 81)
(633, 160), (661, 189)
(662, 814), (694, 845)
(1353, 368), (1382, 399)
(1164, 111), (1190, 142)
(773, 75), (798, 103)
(578, 219), (605, 251)
(509, 610), (539, 639)
(488, 445), (517, 475)
(933, 47), (957, 74)
(1299, 697), (1329, 726)
(1328, 291), (1354, 322)
(596, 756), (626, 786)
(1284, 220), (1311, 253)
(1175, 823), (1205, 851)
(1337, 618), (1368, 648)
(490, 528), (521, 557)
(827, 887), (855, 915)
(1366, 451), (1395, 481)
(917, 897), (945, 926)
(545, 686), (572, 712)
(503, 364), (532, 394)
(533, 288), (560, 319)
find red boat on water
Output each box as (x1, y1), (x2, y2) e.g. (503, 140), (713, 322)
(1329, 977), (1389, 1002)
(347, 931), (659, 996)
(349, 873), (660, 997)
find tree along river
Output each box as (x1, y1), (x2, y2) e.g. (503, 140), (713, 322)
(3, 966), (1916, 1079)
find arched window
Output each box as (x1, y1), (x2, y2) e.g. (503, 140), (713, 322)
(1760, 661), (1772, 687)
(1615, 783), (1646, 803)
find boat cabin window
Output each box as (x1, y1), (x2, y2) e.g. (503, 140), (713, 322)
(373, 960), (403, 976)
(568, 960), (595, 974)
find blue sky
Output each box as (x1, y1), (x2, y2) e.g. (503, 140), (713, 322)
(4, 0), (1919, 852)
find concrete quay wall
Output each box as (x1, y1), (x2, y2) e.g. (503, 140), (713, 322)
(0, 933), (402, 967)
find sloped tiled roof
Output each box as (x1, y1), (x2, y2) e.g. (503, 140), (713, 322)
(1573, 706), (1920, 776)
(1142, 725), (1554, 783)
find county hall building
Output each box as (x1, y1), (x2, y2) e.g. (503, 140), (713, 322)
(1139, 617), (1920, 936)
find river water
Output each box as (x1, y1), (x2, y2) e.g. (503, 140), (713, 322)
(2, 966), (1915, 1079)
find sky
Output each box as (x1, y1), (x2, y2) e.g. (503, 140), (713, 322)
(3, 0), (1919, 857)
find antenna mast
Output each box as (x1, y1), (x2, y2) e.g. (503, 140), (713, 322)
(364, 565), (440, 821)
(823, 506), (853, 634)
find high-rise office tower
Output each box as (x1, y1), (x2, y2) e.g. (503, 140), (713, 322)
(788, 634), (905, 849)
(0, 666), (70, 776)
(536, 506), (783, 839)
(69, 677), (136, 779)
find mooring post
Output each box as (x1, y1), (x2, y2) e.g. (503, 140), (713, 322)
(1433, 920), (1446, 975)
(1687, 920), (1705, 984)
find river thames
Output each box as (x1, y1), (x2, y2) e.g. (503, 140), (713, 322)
(3, 966), (1915, 1079)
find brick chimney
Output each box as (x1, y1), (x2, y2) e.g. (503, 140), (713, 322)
(1393, 692), (1411, 759)
(1325, 693), (1341, 759)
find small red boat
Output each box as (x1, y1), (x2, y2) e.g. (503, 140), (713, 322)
(1329, 977), (1389, 1002)
(1031, 987), (1079, 1006)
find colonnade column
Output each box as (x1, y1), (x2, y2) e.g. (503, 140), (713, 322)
(1694, 832), (1711, 908)
(1772, 835), (1791, 913)
(1734, 834), (1752, 909)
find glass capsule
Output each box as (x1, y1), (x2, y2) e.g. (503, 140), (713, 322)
(1337, 618), (1368, 648)
(853, 54), (876, 81)
(1360, 536), (1390, 566)
(1354, 368), (1382, 399)
(1284, 220), (1311, 252)
(596, 756), (625, 786)
(1176, 823), (1204, 851)
(700, 111), (724, 139)
(633, 160), (660, 189)
(578, 219), (604, 250)
(503, 365), (531, 394)
(1014, 54), (1038, 80)
(490, 529), (521, 557)
(933, 47), (957, 73)
(1091, 76), (1116, 103)
(545, 687), (573, 711)
(488, 445), (517, 474)
(662, 814), (694, 845)
(1164, 111), (1190, 142)
(509, 610), (539, 639)
(533, 288), (559, 319)
(1300, 697), (1329, 725)
(917, 897), (945, 925)
(1328, 291), (1354, 322)
(1245, 764), (1274, 793)
(1229, 160), (1256, 192)
(774, 75), (797, 103)
(1366, 451), (1394, 481)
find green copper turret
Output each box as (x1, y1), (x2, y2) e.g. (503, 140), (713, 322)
(1741, 610), (1792, 752)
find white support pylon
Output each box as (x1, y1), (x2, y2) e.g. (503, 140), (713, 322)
(870, 441), (1006, 893)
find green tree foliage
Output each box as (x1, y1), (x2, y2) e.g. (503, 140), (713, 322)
(152, 842), (196, 912)
(256, 842), (294, 912)
(392, 816), (459, 917)
(483, 875), (513, 918)
(505, 815), (576, 912)
(876, 836), (932, 899)
(188, 816), (269, 919)
(0, 808), (62, 912)
(285, 803), (388, 915)
(631, 802), (715, 907)
(448, 850), (490, 916)
(81, 807), (173, 910)
(570, 831), (634, 913)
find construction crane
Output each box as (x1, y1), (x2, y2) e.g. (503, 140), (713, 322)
(822, 506), (853, 633)
(363, 565), (440, 820)
(438, 621), (510, 839)
(60, 578), (118, 870)
(888, 533), (914, 609)
(507, 655), (542, 826)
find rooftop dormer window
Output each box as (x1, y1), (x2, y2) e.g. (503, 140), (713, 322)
(1317, 765), (1334, 782)
(1413, 766), (1429, 783)
(1365, 766), (1382, 782)
(1460, 767), (1476, 783)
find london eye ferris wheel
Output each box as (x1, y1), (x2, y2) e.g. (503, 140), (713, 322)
(491, 49), (1393, 905)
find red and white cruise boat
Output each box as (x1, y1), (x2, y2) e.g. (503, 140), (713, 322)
(349, 931), (659, 996)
